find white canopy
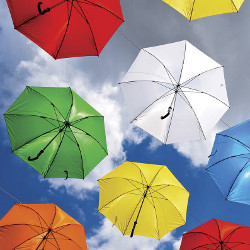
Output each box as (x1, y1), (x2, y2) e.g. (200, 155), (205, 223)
(120, 40), (229, 144)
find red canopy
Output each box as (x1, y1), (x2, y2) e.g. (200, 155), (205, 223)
(180, 219), (250, 249)
(6, 0), (124, 59)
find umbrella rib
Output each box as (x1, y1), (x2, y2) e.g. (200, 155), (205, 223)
(119, 80), (174, 89)
(184, 231), (221, 246)
(12, 231), (49, 250)
(55, 0), (74, 59)
(98, 177), (146, 187)
(149, 166), (165, 186)
(218, 134), (250, 152)
(52, 231), (84, 249)
(76, 0), (124, 21)
(214, 219), (222, 243)
(180, 66), (224, 88)
(130, 90), (175, 124)
(14, 0), (68, 32)
(181, 87), (230, 108)
(164, 91), (178, 144)
(70, 124), (108, 154)
(148, 189), (160, 238)
(177, 90), (206, 139)
(223, 226), (245, 243)
(18, 204), (50, 228)
(73, 1), (99, 55)
(66, 88), (74, 121)
(12, 127), (59, 153)
(206, 153), (250, 169)
(130, 162), (148, 186)
(177, 41), (187, 83)
(230, 0), (239, 12)
(143, 49), (176, 86)
(189, 0), (196, 21)
(29, 87), (66, 121)
(225, 160), (250, 200)
(44, 129), (67, 177)
(4, 113), (62, 123)
(98, 187), (145, 211)
(0, 223), (46, 235)
(150, 184), (189, 195)
(50, 204), (57, 229)
(148, 188), (185, 223)
(191, 242), (220, 250)
(68, 126), (85, 179)
(71, 115), (103, 125)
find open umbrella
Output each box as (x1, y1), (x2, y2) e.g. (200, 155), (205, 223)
(6, 0), (124, 59)
(0, 203), (87, 249)
(180, 218), (250, 249)
(162, 0), (245, 21)
(98, 161), (189, 239)
(207, 119), (250, 205)
(4, 86), (107, 179)
(120, 40), (229, 144)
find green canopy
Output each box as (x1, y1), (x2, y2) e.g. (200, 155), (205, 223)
(4, 86), (108, 179)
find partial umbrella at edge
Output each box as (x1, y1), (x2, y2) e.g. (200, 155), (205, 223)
(98, 161), (189, 239)
(120, 40), (229, 145)
(162, 0), (245, 21)
(0, 203), (87, 249)
(6, 0), (124, 59)
(4, 86), (108, 179)
(207, 119), (250, 205)
(180, 218), (250, 250)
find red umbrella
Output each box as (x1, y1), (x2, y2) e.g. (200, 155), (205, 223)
(6, 0), (124, 59)
(180, 219), (250, 250)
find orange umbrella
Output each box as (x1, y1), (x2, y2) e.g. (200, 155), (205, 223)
(0, 203), (87, 249)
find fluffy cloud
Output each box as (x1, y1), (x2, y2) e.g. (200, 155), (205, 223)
(87, 218), (181, 250)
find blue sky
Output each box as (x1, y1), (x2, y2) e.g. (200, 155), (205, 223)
(1, 0), (250, 249)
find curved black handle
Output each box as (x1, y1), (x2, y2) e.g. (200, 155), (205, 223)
(64, 170), (68, 180)
(38, 2), (51, 15)
(161, 107), (172, 120)
(130, 221), (137, 238)
(28, 150), (44, 161)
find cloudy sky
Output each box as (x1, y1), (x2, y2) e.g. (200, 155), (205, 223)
(1, 0), (250, 249)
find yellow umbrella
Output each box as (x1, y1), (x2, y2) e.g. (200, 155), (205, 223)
(98, 161), (189, 239)
(162, 0), (245, 21)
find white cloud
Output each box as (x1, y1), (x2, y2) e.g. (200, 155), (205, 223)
(87, 218), (181, 250)
(173, 124), (225, 167)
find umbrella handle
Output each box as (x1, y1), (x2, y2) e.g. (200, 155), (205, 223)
(38, 2), (51, 15)
(161, 107), (172, 120)
(28, 150), (44, 161)
(64, 171), (68, 180)
(130, 221), (137, 238)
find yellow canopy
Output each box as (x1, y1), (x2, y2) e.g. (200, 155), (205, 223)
(162, 0), (245, 21)
(98, 161), (189, 239)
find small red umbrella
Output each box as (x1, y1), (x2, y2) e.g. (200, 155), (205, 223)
(6, 0), (124, 59)
(180, 219), (250, 250)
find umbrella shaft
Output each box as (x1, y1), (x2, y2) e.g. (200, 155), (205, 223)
(36, 231), (50, 250)
(130, 188), (149, 237)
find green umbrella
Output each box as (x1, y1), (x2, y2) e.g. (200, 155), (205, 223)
(4, 86), (108, 179)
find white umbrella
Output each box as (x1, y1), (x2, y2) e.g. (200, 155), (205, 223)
(120, 40), (229, 144)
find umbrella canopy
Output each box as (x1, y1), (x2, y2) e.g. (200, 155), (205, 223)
(6, 0), (124, 59)
(0, 203), (87, 249)
(162, 0), (245, 21)
(98, 161), (189, 239)
(207, 120), (250, 205)
(180, 218), (250, 249)
(120, 40), (229, 144)
(4, 86), (107, 179)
